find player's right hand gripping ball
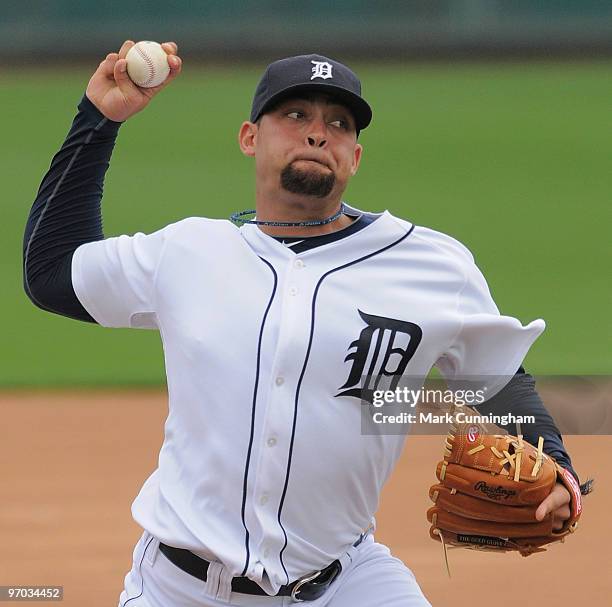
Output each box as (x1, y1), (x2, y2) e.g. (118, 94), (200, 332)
(125, 41), (171, 88)
(427, 420), (583, 556)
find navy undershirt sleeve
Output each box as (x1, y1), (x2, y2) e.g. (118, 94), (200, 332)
(475, 367), (581, 485)
(23, 93), (122, 323)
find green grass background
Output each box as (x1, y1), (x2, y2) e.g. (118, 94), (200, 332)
(2, 61), (610, 385)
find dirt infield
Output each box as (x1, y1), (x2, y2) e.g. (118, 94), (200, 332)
(0, 390), (607, 606)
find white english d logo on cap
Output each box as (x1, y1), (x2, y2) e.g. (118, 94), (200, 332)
(311, 61), (333, 80)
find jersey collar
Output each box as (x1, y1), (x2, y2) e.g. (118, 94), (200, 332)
(240, 208), (412, 268)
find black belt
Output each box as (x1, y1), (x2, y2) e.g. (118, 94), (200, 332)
(158, 533), (366, 602)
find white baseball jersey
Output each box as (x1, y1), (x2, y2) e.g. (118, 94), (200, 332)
(71, 209), (544, 595)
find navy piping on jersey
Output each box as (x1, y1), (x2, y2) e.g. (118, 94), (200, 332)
(121, 535), (155, 606)
(276, 223), (417, 583)
(240, 257), (278, 577)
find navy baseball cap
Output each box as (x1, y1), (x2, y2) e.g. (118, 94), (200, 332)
(250, 54), (372, 132)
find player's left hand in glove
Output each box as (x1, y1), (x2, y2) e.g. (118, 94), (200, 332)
(427, 414), (592, 559)
(86, 40), (182, 122)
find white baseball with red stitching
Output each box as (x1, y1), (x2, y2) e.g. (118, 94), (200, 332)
(125, 41), (170, 88)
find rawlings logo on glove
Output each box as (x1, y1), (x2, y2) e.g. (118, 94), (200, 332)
(473, 481), (517, 500)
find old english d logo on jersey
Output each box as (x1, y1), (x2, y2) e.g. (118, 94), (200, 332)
(336, 310), (423, 402)
(311, 60), (333, 80)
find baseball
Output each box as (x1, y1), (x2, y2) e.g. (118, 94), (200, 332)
(125, 41), (170, 88)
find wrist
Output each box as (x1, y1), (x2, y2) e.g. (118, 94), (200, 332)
(80, 93), (124, 131)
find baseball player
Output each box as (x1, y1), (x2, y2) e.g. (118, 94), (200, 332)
(23, 42), (585, 606)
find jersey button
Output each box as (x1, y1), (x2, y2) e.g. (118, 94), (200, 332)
(294, 259), (304, 269)
(289, 286), (298, 296)
(260, 494), (269, 505)
(267, 437), (277, 447)
(275, 377), (284, 386)
(263, 548), (270, 558)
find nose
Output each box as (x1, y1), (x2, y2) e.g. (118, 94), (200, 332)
(307, 135), (327, 148)
(306, 118), (327, 148)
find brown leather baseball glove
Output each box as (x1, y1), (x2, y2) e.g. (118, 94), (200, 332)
(427, 416), (585, 557)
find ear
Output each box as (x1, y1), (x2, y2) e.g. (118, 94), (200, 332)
(238, 121), (258, 157)
(350, 143), (363, 176)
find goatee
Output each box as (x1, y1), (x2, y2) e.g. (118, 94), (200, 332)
(280, 162), (335, 198)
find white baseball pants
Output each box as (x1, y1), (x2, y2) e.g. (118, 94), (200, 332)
(118, 531), (431, 607)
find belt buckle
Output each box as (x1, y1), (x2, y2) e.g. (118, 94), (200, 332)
(290, 569), (322, 602)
